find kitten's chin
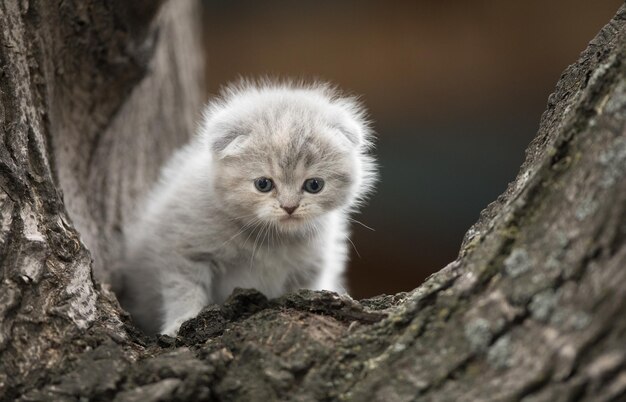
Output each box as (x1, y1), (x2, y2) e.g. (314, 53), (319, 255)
(276, 215), (314, 234)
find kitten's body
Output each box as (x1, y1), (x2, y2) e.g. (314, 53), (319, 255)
(115, 81), (376, 335)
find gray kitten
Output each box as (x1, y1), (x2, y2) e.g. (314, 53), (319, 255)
(114, 80), (377, 335)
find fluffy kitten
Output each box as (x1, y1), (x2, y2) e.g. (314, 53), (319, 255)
(114, 80), (377, 335)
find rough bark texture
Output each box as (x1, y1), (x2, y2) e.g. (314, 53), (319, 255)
(0, 0), (203, 398)
(1, 1), (625, 401)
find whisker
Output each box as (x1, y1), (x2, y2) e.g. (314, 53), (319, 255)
(348, 217), (375, 232)
(243, 220), (264, 249)
(275, 221), (284, 247)
(345, 235), (361, 259)
(249, 226), (261, 270)
(225, 212), (258, 223)
(263, 221), (272, 254)
(269, 221), (277, 252)
(250, 221), (269, 270)
(220, 217), (260, 247)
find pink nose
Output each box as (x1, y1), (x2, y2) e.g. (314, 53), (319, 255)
(281, 205), (298, 215)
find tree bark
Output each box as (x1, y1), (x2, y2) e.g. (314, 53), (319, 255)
(0, 0), (204, 398)
(1, 1), (625, 401)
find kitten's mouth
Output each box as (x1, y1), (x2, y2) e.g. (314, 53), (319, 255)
(278, 214), (308, 228)
(280, 215), (302, 221)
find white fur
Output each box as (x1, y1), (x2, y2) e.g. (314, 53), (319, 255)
(114, 80), (377, 335)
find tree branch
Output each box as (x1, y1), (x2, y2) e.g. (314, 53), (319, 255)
(1, 2), (624, 401)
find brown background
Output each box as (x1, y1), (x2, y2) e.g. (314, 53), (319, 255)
(200, 0), (622, 298)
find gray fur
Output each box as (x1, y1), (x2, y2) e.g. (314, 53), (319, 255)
(114, 80), (377, 335)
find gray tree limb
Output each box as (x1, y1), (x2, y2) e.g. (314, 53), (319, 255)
(0, 1), (624, 401)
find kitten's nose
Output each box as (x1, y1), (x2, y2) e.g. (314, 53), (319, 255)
(281, 205), (299, 215)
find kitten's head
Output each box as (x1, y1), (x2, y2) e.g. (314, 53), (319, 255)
(201, 80), (376, 234)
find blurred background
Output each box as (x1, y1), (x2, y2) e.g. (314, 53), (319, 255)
(200, 0), (622, 299)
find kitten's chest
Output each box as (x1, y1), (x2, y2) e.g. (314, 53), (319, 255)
(212, 241), (322, 303)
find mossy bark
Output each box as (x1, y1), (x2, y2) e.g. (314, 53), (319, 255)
(1, 1), (625, 401)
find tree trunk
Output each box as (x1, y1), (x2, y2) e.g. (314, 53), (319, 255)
(0, 0), (204, 398)
(1, 1), (625, 401)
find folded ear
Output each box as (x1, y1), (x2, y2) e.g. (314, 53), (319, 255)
(199, 101), (251, 158)
(331, 97), (372, 149)
(333, 119), (366, 148)
(210, 129), (250, 158)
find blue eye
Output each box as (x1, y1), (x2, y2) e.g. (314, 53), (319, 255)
(254, 177), (273, 192)
(303, 178), (324, 193)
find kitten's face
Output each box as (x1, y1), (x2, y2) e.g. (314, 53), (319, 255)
(204, 85), (375, 236)
(214, 132), (357, 234)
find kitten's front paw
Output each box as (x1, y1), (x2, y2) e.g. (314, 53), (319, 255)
(161, 319), (186, 337)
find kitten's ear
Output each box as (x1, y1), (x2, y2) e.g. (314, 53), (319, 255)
(334, 119), (366, 148)
(332, 98), (371, 149)
(211, 129), (249, 158)
(200, 104), (250, 158)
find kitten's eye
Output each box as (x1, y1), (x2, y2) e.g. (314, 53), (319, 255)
(254, 177), (274, 192)
(303, 178), (324, 193)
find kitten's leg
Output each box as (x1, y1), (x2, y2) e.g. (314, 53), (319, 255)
(112, 259), (164, 335)
(315, 257), (347, 294)
(160, 272), (210, 336)
(314, 232), (349, 294)
(310, 212), (352, 294)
